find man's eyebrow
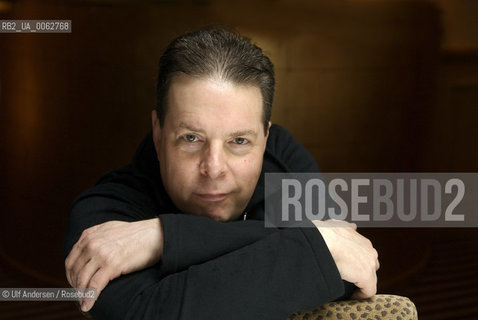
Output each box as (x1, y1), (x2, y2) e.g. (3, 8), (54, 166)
(229, 129), (258, 138)
(178, 122), (257, 138)
(178, 122), (204, 133)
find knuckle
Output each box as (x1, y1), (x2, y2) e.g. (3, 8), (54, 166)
(80, 228), (92, 239)
(93, 247), (117, 269)
(71, 266), (82, 286)
(89, 273), (102, 289)
(98, 246), (115, 263)
(65, 271), (73, 286)
(85, 239), (101, 252)
(365, 238), (373, 248)
(80, 226), (99, 242)
(90, 270), (114, 292)
(76, 274), (87, 288)
(65, 258), (71, 270)
(367, 246), (378, 258)
(363, 263), (375, 277)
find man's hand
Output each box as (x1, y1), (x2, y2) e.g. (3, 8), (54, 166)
(312, 220), (379, 299)
(65, 218), (163, 312)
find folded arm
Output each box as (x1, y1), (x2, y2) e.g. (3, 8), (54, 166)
(64, 184), (347, 319)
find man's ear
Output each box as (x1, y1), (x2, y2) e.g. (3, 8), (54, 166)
(263, 121), (271, 150)
(265, 121), (271, 139)
(151, 110), (162, 156)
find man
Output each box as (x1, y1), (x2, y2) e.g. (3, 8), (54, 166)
(64, 27), (379, 319)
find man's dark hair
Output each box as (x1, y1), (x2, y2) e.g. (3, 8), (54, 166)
(156, 27), (275, 135)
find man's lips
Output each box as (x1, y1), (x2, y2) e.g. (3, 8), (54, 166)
(194, 193), (229, 202)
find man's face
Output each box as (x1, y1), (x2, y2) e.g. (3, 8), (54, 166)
(152, 75), (270, 221)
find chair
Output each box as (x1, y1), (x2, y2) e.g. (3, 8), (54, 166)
(289, 294), (418, 320)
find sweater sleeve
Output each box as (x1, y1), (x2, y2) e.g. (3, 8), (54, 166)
(123, 227), (344, 320)
(64, 184), (345, 319)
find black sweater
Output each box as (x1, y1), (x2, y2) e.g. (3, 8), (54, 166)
(64, 124), (352, 319)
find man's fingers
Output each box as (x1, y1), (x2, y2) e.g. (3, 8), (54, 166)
(315, 218), (379, 301)
(66, 253), (86, 288)
(65, 243), (83, 286)
(65, 227), (98, 286)
(64, 218), (164, 312)
(68, 257), (96, 290)
(352, 267), (377, 300)
(76, 259), (100, 289)
(81, 268), (115, 312)
(352, 276), (377, 299)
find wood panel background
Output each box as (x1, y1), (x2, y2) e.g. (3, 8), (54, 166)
(0, 0), (477, 318)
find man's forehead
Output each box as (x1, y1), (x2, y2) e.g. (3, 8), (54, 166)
(165, 75), (264, 125)
(171, 74), (260, 90)
(168, 75), (263, 106)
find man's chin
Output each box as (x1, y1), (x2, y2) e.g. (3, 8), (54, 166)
(190, 206), (242, 222)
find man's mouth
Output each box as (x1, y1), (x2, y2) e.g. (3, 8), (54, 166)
(194, 193), (229, 202)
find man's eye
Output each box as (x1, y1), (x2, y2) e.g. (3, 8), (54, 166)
(233, 137), (248, 145)
(184, 134), (199, 143)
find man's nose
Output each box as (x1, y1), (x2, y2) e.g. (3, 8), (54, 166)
(199, 142), (226, 179)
